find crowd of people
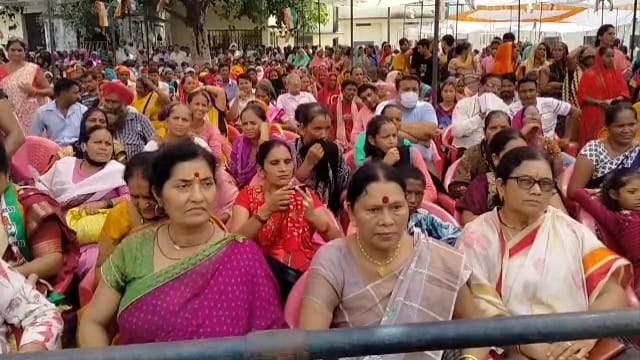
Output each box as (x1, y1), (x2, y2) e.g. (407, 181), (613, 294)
(0, 21), (639, 359)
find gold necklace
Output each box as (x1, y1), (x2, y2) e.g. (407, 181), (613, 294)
(356, 234), (401, 277)
(167, 223), (214, 250)
(498, 209), (526, 231)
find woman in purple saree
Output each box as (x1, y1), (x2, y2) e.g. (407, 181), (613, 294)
(78, 141), (286, 347)
(107, 231), (284, 344)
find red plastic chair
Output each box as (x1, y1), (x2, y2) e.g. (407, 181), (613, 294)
(422, 201), (459, 226)
(437, 192), (456, 216)
(282, 130), (299, 141)
(440, 126), (459, 161)
(443, 158), (462, 193)
(344, 150), (356, 171)
(558, 164), (574, 199)
(11, 136), (61, 184)
(444, 127), (453, 141)
(626, 286), (640, 308)
(430, 141), (445, 179)
(284, 272), (309, 328)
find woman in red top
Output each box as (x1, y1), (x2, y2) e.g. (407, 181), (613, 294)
(577, 46), (630, 147)
(573, 167), (640, 291)
(329, 79), (362, 150)
(317, 72), (340, 106)
(229, 139), (342, 273)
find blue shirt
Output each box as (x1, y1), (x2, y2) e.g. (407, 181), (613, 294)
(376, 99), (438, 162)
(222, 80), (239, 102)
(31, 101), (87, 146)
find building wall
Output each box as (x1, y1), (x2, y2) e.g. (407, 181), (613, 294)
(0, 14), (26, 46)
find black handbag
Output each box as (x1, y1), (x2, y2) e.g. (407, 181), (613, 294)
(265, 255), (302, 304)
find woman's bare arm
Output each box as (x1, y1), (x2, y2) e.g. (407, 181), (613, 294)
(229, 205), (264, 239)
(0, 98), (25, 157)
(567, 155), (595, 198)
(34, 72), (53, 97)
(453, 284), (492, 359)
(299, 273), (336, 330)
(590, 278), (627, 311)
(78, 279), (122, 348)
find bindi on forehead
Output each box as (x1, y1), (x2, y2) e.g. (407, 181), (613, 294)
(382, 196), (389, 204)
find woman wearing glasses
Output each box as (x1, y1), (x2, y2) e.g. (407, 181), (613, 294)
(457, 128), (566, 225)
(457, 146), (637, 360)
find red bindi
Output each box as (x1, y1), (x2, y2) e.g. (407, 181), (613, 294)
(194, 171), (200, 179)
(382, 196), (389, 204)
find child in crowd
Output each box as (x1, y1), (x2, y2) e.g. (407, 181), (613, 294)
(400, 165), (461, 246)
(573, 167), (640, 289)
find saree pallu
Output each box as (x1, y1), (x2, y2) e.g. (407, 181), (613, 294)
(101, 231), (286, 344)
(9, 186), (80, 294)
(307, 235), (470, 360)
(0, 63), (45, 133)
(36, 157), (126, 209)
(457, 207), (632, 318)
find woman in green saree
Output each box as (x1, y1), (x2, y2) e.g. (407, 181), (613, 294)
(78, 141), (286, 347)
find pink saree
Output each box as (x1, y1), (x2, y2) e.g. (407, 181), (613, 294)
(0, 63), (45, 133)
(101, 230), (286, 344)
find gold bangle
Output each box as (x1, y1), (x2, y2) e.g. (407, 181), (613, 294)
(459, 355), (479, 360)
(515, 344), (522, 354)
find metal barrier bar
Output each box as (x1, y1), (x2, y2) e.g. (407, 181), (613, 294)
(7, 309), (640, 360)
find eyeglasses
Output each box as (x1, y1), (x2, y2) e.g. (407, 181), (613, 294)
(507, 176), (556, 193)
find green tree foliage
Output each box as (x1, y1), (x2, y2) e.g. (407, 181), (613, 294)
(279, 0), (329, 33)
(55, 0), (98, 38)
(212, 0), (328, 32)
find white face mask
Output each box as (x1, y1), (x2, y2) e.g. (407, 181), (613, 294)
(400, 91), (419, 109)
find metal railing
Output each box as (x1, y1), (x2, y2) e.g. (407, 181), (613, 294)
(6, 309), (640, 360)
(207, 29), (263, 51)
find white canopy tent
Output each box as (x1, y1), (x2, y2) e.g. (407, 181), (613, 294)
(449, 0), (638, 56)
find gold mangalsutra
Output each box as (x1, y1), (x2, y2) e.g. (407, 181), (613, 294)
(356, 234), (401, 277)
(167, 223), (214, 250)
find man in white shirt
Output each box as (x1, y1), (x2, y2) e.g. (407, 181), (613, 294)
(125, 42), (138, 61)
(276, 73), (316, 122)
(169, 46), (186, 64)
(510, 77), (580, 141)
(451, 74), (511, 150)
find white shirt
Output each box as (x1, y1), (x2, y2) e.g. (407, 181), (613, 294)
(510, 97), (571, 138)
(143, 136), (211, 152)
(276, 91), (316, 120)
(169, 50), (186, 64)
(451, 93), (511, 149)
